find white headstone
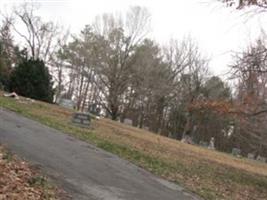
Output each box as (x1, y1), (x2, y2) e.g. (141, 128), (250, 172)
(59, 98), (75, 109)
(208, 137), (215, 150)
(124, 118), (133, 126)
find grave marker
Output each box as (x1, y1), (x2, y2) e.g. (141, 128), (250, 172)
(232, 148), (241, 157)
(199, 141), (208, 148)
(72, 112), (91, 127)
(208, 137), (215, 150)
(256, 155), (266, 163)
(247, 153), (255, 160)
(59, 98), (75, 109)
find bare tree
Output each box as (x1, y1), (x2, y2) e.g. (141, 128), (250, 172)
(50, 31), (70, 103)
(5, 3), (60, 63)
(222, 0), (267, 9)
(230, 39), (267, 153)
(165, 38), (209, 139)
(91, 6), (151, 120)
(191, 38), (267, 154)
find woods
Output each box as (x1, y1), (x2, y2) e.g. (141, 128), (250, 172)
(1, 3), (267, 158)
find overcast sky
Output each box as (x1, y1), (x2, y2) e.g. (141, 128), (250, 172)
(1, 0), (267, 76)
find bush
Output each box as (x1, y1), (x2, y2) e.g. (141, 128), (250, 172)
(9, 59), (54, 103)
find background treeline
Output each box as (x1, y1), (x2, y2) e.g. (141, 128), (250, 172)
(0, 3), (267, 157)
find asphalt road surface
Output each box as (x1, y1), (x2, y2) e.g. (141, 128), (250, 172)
(0, 108), (201, 200)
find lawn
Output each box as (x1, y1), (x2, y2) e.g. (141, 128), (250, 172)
(0, 91), (266, 200)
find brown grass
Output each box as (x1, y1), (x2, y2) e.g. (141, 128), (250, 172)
(95, 118), (267, 176)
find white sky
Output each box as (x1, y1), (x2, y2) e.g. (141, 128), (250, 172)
(1, 0), (267, 77)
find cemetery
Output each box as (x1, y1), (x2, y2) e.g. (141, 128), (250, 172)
(0, 0), (267, 199)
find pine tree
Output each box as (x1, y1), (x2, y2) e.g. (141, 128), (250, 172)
(9, 59), (54, 103)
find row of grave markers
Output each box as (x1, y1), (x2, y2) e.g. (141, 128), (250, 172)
(199, 139), (267, 164)
(70, 111), (267, 164)
(232, 148), (266, 163)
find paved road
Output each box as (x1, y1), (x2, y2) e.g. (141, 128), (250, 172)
(0, 108), (200, 200)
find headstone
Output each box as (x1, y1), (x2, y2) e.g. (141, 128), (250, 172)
(199, 141), (209, 148)
(247, 153), (255, 160)
(256, 155), (267, 163)
(59, 98), (75, 109)
(232, 148), (241, 157)
(181, 135), (194, 144)
(208, 137), (215, 150)
(88, 103), (101, 116)
(143, 126), (149, 130)
(124, 118), (133, 126)
(72, 112), (91, 127)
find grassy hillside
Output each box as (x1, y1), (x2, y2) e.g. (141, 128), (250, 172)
(0, 91), (266, 200)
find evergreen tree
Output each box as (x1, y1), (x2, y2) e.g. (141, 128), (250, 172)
(9, 58), (54, 103)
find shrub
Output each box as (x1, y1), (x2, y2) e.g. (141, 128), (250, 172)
(9, 58), (54, 103)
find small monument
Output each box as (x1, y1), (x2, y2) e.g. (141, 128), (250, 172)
(124, 118), (133, 126)
(59, 98), (75, 109)
(208, 137), (215, 150)
(88, 103), (101, 116)
(199, 141), (209, 148)
(232, 148), (241, 157)
(247, 153), (255, 160)
(72, 112), (91, 127)
(181, 135), (194, 144)
(256, 155), (267, 163)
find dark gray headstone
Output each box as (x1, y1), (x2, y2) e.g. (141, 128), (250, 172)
(247, 153), (255, 160)
(256, 155), (266, 163)
(72, 112), (91, 127)
(88, 103), (101, 116)
(199, 141), (208, 148)
(232, 148), (241, 157)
